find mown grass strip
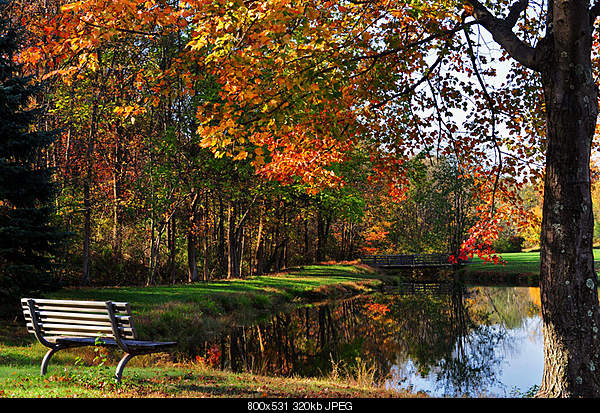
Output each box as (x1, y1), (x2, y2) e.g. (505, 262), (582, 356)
(461, 250), (600, 276)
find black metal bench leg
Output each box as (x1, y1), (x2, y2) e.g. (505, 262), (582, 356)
(41, 346), (61, 376)
(115, 353), (134, 383)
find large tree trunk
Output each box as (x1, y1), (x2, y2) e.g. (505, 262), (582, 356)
(537, 2), (600, 397)
(469, 0), (600, 397)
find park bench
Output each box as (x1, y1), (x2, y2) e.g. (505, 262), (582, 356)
(21, 298), (177, 383)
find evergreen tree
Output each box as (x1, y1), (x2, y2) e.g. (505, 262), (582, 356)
(0, 0), (63, 317)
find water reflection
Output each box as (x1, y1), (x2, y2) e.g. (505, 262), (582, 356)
(197, 283), (544, 397)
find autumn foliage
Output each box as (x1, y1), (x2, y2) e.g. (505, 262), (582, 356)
(3, 0), (570, 286)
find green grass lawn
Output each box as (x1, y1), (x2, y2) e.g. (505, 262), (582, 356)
(39, 264), (384, 346)
(0, 359), (409, 398)
(0, 263), (407, 398)
(462, 249), (600, 276)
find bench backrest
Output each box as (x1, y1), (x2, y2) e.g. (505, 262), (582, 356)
(21, 298), (138, 341)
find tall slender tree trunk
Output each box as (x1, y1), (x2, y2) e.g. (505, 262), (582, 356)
(82, 174), (92, 286)
(203, 195), (210, 282)
(148, 217), (157, 286)
(187, 230), (198, 283)
(536, 2), (600, 397)
(167, 216), (176, 284)
(112, 140), (122, 258)
(316, 214), (324, 262)
(187, 191), (200, 283)
(82, 88), (98, 287)
(217, 196), (226, 276)
(303, 218), (310, 264)
(254, 203), (264, 275)
(227, 203), (240, 279)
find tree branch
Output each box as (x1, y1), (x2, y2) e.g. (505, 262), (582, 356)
(505, 0), (529, 27)
(463, 25), (502, 216)
(350, 21), (476, 62)
(370, 49), (446, 110)
(466, 0), (539, 71)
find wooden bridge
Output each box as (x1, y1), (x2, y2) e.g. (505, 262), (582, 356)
(360, 253), (461, 269)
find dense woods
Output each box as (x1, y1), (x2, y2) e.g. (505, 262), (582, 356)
(0, 0), (493, 292)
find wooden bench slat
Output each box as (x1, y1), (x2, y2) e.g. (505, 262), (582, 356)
(27, 327), (136, 339)
(26, 324), (136, 339)
(21, 298), (129, 308)
(37, 318), (127, 329)
(23, 309), (131, 324)
(21, 299), (130, 314)
(29, 317), (113, 327)
(22, 304), (109, 314)
(28, 322), (114, 333)
(34, 305), (129, 315)
(27, 321), (135, 333)
(36, 330), (117, 338)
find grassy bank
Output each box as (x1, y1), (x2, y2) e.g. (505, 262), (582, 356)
(0, 357), (408, 398)
(458, 249), (600, 284)
(41, 263), (385, 354)
(1, 263), (410, 398)
(466, 252), (541, 274)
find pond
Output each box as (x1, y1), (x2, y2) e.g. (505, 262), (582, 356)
(195, 282), (544, 397)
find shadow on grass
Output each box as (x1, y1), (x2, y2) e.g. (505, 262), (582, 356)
(0, 352), (42, 369)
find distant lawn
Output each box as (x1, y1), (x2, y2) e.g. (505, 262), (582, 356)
(462, 249), (600, 276)
(46, 263), (382, 319)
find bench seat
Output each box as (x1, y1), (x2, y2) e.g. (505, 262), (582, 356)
(45, 336), (177, 351)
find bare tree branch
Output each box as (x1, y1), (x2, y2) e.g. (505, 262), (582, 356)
(350, 21), (476, 62)
(505, 0), (530, 27)
(463, 24), (502, 216)
(466, 0), (539, 70)
(370, 50), (446, 110)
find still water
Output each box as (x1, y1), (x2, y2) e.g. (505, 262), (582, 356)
(198, 283), (544, 397)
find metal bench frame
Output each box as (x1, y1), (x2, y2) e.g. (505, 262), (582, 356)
(22, 298), (177, 382)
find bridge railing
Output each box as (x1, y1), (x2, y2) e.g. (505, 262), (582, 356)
(360, 253), (460, 267)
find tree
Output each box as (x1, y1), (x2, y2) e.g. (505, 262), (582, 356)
(369, 155), (474, 255)
(207, 0), (600, 396)
(466, 0), (600, 396)
(0, 0), (63, 316)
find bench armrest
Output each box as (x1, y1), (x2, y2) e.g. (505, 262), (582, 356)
(105, 301), (131, 353)
(25, 299), (53, 348)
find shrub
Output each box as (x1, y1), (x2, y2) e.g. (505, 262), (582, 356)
(492, 236), (525, 253)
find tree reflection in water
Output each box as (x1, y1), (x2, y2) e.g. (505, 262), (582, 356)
(196, 282), (542, 397)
